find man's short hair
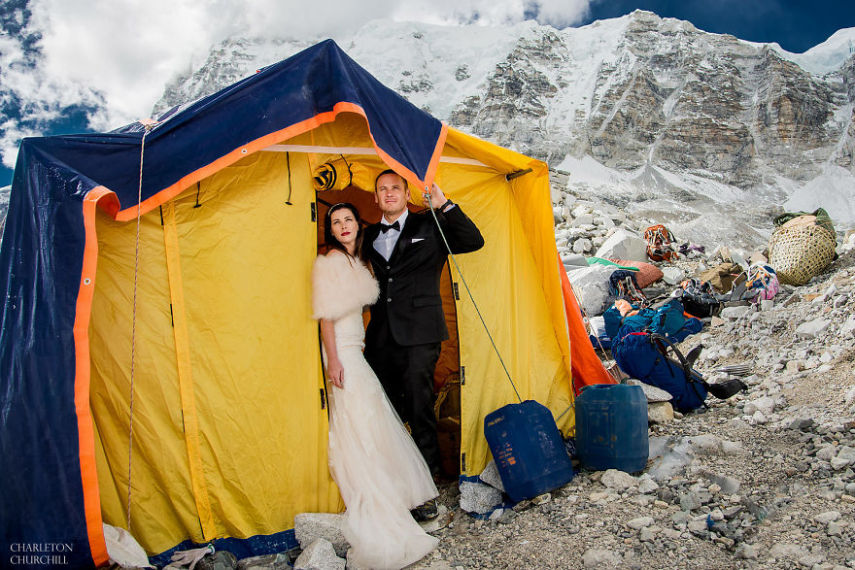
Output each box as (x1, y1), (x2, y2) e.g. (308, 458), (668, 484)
(375, 169), (407, 190)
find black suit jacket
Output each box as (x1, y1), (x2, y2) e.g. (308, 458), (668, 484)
(363, 205), (484, 346)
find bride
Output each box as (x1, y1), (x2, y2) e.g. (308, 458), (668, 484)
(311, 202), (439, 569)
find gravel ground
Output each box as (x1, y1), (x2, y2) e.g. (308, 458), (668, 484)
(410, 251), (855, 570)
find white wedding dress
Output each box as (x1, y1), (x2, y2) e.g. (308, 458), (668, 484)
(312, 252), (439, 569)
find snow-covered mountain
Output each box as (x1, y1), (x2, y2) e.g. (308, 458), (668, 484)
(5, 11), (854, 249)
(151, 11), (855, 247)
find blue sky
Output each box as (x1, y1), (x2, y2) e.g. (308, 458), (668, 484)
(2, 0), (854, 187)
(583, 0), (855, 53)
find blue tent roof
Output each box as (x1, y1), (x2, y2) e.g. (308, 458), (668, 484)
(0, 39), (444, 567)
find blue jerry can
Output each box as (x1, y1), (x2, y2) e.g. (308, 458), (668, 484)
(575, 384), (649, 473)
(484, 400), (575, 502)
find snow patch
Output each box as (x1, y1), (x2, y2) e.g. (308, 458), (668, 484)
(784, 166), (855, 229)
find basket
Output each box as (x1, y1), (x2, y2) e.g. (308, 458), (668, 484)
(768, 220), (836, 286)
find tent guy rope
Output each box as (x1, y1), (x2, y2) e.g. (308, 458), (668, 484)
(128, 122), (156, 532)
(424, 188), (523, 404)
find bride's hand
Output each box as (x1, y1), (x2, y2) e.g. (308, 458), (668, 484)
(327, 359), (344, 389)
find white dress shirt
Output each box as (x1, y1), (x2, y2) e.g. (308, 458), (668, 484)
(373, 209), (409, 261)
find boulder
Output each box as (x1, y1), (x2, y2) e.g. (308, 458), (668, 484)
(294, 513), (348, 558)
(237, 553), (293, 569)
(561, 253), (589, 268)
(720, 306), (750, 320)
(627, 516), (654, 530)
(573, 238), (593, 254)
(594, 229), (648, 262)
(566, 264), (615, 316)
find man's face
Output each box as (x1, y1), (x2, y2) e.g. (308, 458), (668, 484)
(375, 173), (410, 218)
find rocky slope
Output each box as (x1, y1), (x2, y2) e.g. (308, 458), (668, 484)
(285, 233), (855, 569)
(420, 251), (855, 570)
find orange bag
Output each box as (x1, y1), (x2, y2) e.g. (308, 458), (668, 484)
(643, 225), (679, 262)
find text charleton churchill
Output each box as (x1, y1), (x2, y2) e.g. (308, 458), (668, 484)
(8, 542), (73, 565)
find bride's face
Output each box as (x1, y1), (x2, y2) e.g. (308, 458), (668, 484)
(330, 208), (359, 250)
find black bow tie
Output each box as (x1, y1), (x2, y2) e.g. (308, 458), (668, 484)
(380, 221), (400, 233)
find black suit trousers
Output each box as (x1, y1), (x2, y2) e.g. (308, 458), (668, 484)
(364, 318), (441, 475)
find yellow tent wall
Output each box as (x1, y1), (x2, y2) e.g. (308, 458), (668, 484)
(86, 114), (573, 555)
(435, 129), (573, 476)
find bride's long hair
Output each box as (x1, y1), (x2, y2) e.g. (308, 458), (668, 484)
(323, 202), (367, 264)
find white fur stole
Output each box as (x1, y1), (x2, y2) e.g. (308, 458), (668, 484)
(312, 252), (379, 320)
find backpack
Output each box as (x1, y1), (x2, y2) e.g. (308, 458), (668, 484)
(611, 331), (708, 412)
(647, 334), (747, 407)
(612, 331), (746, 412)
(643, 224), (679, 262)
(677, 278), (722, 318)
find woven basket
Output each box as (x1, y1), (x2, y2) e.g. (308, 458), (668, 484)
(768, 222), (836, 286)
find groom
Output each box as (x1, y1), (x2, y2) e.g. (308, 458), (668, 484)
(363, 170), (484, 492)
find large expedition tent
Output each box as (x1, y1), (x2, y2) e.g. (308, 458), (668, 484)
(0, 40), (612, 567)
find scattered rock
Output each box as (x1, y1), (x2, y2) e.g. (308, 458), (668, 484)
(827, 521), (843, 536)
(626, 516), (654, 530)
(627, 379), (673, 403)
(639, 527), (655, 542)
(581, 548), (620, 568)
(479, 460), (505, 492)
(294, 514), (348, 558)
(637, 475), (659, 495)
(735, 544), (758, 560)
(721, 306), (750, 320)
(787, 418), (814, 430)
(196, 552), (238, 570)
(407, 200), (855, 568)
(831, 446), (855, 470)
(647, 401), (674, 424)
(294, 539), (345, 570)
(815, 510), (840, 524)
(237, 553), (291, 570)
(768, 543), (809, 561)
(600, 469), (637, 491)
(459, 481), (502, 514)
(573, 238), (593, 254)
(661, 267), (684, 285)
(744, 396), (776, 417)
(795, 318), (831, 338)
(593, 229), (647, 262)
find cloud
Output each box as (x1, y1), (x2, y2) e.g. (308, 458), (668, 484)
(390, 0), (590, 28)
(0, 0), (593, 170)
(26, 0), (241, 129)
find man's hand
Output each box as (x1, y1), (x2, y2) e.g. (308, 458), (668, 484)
(426, 183), (448, 210)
